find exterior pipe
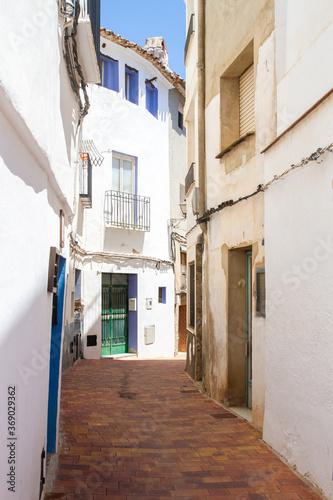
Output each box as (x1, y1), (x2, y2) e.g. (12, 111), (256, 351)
(194, 0), (206, 384)
(197, 0), (206, 222)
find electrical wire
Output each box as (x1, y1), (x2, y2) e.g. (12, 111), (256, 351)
(63, 0), (90, 126)
(196, 142), (333, 225)
(70, 233), (174, 268)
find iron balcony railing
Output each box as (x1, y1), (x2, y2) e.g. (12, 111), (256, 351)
(104, 190), (150, 231)
(185, 162), (195, 195)
(184, 13), (195, 62)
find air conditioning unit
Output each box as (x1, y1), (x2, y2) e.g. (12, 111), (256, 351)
(144, 325), (155, 345)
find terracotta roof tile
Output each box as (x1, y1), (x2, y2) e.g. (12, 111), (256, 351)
(100, 28), (185, 96)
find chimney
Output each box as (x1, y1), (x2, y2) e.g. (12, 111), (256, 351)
(143, 37), (169, 69)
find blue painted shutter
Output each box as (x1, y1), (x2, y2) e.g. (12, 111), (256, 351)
(102, 57), (119, 92)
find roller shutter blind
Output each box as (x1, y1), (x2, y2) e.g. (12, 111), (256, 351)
(239, 64), (255, 137)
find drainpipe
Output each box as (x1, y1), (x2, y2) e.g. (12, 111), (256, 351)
(195, 0), (206, 383)
(197, 0), (206, 225)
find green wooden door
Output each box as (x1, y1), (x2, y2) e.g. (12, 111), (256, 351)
(101, 276), (128, 356)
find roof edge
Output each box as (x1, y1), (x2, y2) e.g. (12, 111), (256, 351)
(100, 28), (185, 96)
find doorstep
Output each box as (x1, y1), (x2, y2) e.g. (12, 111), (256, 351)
(229, 406), (253, 423)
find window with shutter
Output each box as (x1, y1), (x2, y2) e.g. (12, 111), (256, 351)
(146, 81), (158, 118)
(125, 65), (139, 105)
(101, 55), (119, 92)
(239, 64), (255, 137)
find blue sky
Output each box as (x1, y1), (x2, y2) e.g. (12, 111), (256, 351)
(101, 0), (186, 80)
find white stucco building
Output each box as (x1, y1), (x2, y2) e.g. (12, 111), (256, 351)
(0, 1), (99, 498)
(71, 30), (186, 360)
(263, 2), (333, 499)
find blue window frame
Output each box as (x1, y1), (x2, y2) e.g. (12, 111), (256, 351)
(158, 287), (166, 304)
(101, 55), (119, 92)
(125, 65), (139, 105)
(146, 81), (158, 118)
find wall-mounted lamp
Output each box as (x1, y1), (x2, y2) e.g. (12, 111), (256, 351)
(179, 201), (187, 218)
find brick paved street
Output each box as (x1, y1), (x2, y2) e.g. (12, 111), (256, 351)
(45, 358), (322, 500)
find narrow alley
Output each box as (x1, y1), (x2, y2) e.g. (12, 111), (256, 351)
(46, 358), (322, 500)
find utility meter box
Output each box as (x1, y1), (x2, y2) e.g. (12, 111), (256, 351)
(144, 325), (155, 345)
(146, 298), (153, 310)
(128, 298), (137, 311)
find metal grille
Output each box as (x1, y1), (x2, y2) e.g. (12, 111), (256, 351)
(239, 64), (255, 137)
(256, 267), (266, 317)
(102, 285), (128, 355)
(185, 162), (195, 195)
(79, 140), (104, 166)
(104, 190), (150, 231)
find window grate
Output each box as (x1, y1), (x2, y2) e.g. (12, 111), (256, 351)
(79, 140), (104, 167)
(256, 267), (266, 317)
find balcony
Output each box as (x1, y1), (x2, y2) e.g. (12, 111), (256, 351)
(79, 153), (92, 208)
(104, 190), (150, 231)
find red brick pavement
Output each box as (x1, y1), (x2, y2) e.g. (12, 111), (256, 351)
(45, 358), (323, 500)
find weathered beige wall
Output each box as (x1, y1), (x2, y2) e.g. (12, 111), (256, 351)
(205, 0), (275, 108)
(201, 0), (275, 428)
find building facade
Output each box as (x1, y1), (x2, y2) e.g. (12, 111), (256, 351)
(0, 1), (99, 498)
(184, 0), (275, 428)
(184, 0), (333, 498)
(263, 2), (333, 499)
(69, 30), (186, 360)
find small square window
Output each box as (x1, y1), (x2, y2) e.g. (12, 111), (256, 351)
(158, 287), (166, 304)
(178, 102), (184, 130)
(87, 335), (97, 347)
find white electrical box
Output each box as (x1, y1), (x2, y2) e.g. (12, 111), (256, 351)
(128, 298), (137, 311)
(146, 298), (153, 310)
(144, 325), (155, 345)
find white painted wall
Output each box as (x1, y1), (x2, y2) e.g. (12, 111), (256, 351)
(275, 0), (333, 134)
(0, 1), (78, 210)
(264, 5), (333, 497)
(0, 1), (81, 498)
(264, 102), (333, 500)
(76, 38), (177, 359)
(137, 269), (175, 358)
(197, 26), (275, 427)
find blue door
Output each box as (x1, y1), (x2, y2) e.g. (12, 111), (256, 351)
(47, 255), (66, 453)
